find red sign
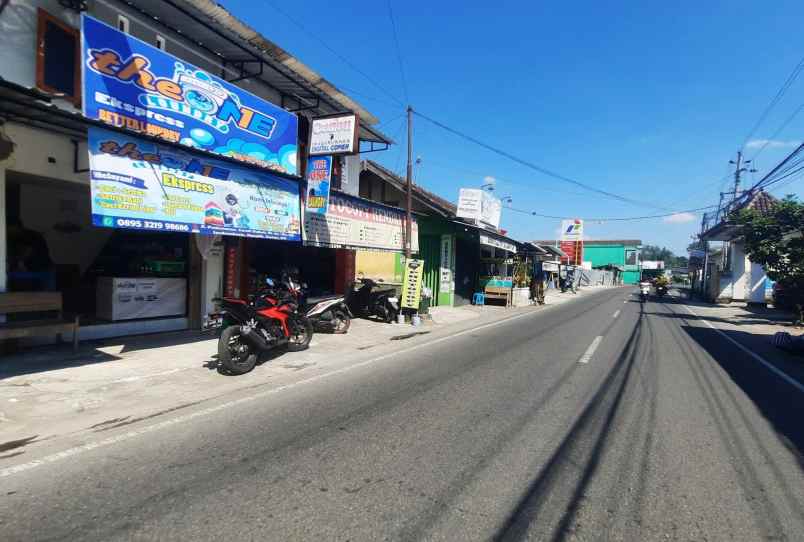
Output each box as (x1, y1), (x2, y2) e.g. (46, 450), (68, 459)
(560, 241), (583, 265)
(224, 245), (238, 297)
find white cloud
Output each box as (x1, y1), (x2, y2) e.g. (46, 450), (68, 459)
(663, 212), (697, 224)
(745, 139), (801, 150)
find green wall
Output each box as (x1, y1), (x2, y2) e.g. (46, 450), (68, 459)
(584, 243), (641, 284)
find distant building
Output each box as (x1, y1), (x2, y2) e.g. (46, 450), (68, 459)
(531, 240), (642, 284)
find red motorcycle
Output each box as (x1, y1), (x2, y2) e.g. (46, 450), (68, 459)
(211, 279), (313, 375)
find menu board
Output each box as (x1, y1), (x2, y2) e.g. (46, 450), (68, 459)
(303, 192), (418, 253)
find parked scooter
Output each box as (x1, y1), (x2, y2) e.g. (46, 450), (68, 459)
(347, 277), (400, 323)
(275, 270), (352, 334)
(210, 278), (313, 375)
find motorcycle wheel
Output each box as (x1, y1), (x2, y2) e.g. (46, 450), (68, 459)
(384, 306), (398, 324)
(332, 310), (351, 334)
(218, 325), (257, 375)
(288, 317), (314, 351)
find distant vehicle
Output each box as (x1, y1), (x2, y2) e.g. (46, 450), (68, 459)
(639, 281), (651, 301)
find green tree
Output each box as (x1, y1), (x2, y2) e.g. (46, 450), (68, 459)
(734, 195), (804, 323)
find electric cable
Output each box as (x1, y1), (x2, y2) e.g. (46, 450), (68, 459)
(503, 203), (718, 222)
(413, 109), (672, 211)
(741, 54), (804, 150)
(265, 1), (405, 107)
(386, 0), (410, 104)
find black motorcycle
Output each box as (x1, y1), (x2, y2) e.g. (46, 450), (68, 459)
(655, 284), (668, 298)
(347, 278), (400, 323)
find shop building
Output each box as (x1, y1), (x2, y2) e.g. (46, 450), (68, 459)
(0, 0), (390, 343)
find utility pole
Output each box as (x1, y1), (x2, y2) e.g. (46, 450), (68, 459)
(728, 151), (756, 204)
(405, 105), (413, 259)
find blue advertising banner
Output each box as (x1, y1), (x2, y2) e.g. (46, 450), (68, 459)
(305, 155), (332, 215)
(88, 127), (301, 241)
(81, 15), (299, 175)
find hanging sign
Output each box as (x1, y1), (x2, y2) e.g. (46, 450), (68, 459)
(81, 15), (299, 175)
(309, 113), (359, 156)
(88, 127), (301, 241)
(303, 192), (418, 252)
(305, 156), (332, 215)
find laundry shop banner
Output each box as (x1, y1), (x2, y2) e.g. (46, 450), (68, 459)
(303, 192), (418, 253)
(81, 15), (298, 175)
(88, 127), (301, 241)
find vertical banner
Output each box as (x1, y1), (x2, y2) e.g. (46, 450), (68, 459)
(401, 258), (424, 309)
(439, 235), (454, 293)
(305, 156), (332, 215)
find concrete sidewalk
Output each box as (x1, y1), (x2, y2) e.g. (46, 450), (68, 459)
(0, 285), (612, 456)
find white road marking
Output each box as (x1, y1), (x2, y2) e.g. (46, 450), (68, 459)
(612, 310), (621, 319)
(0, 308), (543, 479)
(578, 336), (604, 364)
(681, 304), (804, 394)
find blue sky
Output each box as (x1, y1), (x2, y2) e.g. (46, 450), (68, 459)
(227, 0), (804, 254)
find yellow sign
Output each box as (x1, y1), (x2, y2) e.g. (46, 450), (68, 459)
(401, 258), (424, 309)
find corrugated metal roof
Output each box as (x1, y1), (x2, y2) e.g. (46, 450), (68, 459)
(112, 0), (392, 144)
(363, 160), (458, 216)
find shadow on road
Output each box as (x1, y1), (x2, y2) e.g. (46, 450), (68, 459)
(681, 324), (804, 468)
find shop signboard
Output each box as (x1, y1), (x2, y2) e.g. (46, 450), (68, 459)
(88, 127), (301, 241)
(456, 189), (502, 229)
(309, 113), (359, 156)
(305, 156), (332, 215)
(81, 15), (299, 175)
(479, 233), (517, 253)
(543, 261), (560, 272)
(401, 258), (424, 310)
(303, 192), (418, 252)
(560, 219), (584, 241)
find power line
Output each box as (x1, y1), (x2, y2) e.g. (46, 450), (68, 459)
(741, 54), (804, 150)
(504, 203), (719, 222)
(749, 99), (804, 162)
(386, 0), (410, 104)
(412, 109), (671, 211)
(264, 1), (405, 107)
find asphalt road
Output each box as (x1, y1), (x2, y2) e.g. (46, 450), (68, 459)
(1, 287), (803, 541)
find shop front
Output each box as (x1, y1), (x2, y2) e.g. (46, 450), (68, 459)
(302, 190), (416, 296)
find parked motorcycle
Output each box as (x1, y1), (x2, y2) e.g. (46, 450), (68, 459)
(211, 279), (313, 375)
(347, 277), (400, 323)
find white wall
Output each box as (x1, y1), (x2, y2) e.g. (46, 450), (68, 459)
(4, 123), (89, 185)
(0, 0), (81, 112)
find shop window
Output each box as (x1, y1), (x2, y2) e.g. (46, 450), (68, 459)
(36, 9), (80, 105)
(625, 249), (638, 266)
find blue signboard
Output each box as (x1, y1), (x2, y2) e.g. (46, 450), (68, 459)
(88, 127), (301, 241)
(305, 155), (332, 215)
(81, 15), (299, 175)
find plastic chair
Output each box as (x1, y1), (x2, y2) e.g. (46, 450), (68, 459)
(472, 292), (485, 306)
